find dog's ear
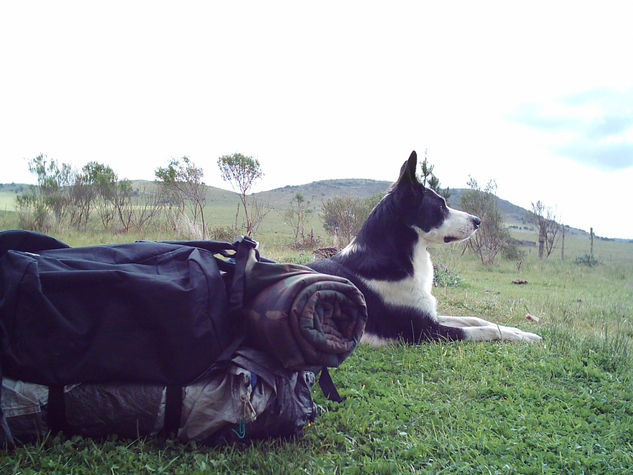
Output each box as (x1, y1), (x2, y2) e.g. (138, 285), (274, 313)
(396, 151), (421, 189)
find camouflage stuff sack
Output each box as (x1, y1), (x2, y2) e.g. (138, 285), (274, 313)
(243, 264), (368, 370)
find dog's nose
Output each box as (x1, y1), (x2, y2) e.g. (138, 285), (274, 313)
(471, 216), (481, 228)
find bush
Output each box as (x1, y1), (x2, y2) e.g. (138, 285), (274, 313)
(433, 264), (463, 287)
(209, 226), (238, 242)
(16, 193), (52, 232)
(290, 229), (321, 251)
(575, 254), (599, 267)
(459, 177), (511, 265)
(320, 193), (381, 246)
(502, 238), (526, 260)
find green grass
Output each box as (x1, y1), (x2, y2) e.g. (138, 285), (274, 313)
(0, 192), (17, 212)
(1, 207), (633, 472)
(2, 334), (631, 473)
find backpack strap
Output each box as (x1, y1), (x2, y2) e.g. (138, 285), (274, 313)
(47, 384), (67, 434)
(159, 239), (237, 258)
(158, 237), (257, 437)
(228, 236), (259, 314)
(163, 385), (183, 436)
(318, 368), (345, 403)
(161, 236), (258, 315)
(0, 361), (15, 447)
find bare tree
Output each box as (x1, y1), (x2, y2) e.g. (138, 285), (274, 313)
(108, 180), (162, 233)
(459, 177), (510, 265)
(68, 171), (92, 229)
(284, 193), (312, 245)
(528, 201), (559, 258)
(217, 153), (263, 236)
(248, 198), (272, 237)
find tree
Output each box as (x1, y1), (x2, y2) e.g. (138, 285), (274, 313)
(27, 154), (74, 222)
(82, 162), (118, 229)
(527, 201), (559, 258)
(284, 193), (312, 244)
(420, 149), (451, 201)
(68, 161), (118, 229)
(459, 177), (510, 265)
(16, 155), (74, 231)
(109, 179), (162, 233)
(156, 157), (207, 238)
(217, 153), (263, 236)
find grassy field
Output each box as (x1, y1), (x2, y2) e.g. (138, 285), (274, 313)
(1, 201), (633, 473)
(0, 192), (17, 213)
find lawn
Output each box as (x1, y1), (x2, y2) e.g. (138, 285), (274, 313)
(1, 212), (632, 473)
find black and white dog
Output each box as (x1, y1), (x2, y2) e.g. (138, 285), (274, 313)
(308, 151), (541, 345)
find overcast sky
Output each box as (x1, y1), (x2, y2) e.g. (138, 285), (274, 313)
(1, 1), (633, 238)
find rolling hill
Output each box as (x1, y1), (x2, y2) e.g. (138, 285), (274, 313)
(252, 179), (392, 207)
(254, 179), (532, 223)
(0, 179), (594, 239)
(252, 179), (590, 238)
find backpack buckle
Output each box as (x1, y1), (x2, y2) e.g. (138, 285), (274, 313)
(234, 235), (258, 249)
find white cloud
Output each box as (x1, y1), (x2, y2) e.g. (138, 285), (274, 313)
(510, 88), (633, 170)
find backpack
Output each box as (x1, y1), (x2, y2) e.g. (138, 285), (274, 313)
(0, 230), (366, 446)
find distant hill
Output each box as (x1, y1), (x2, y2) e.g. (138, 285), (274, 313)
(0, 178), (564, 228)
(128, 180), (240, 204)
(254, 179), (591, 238)
(445, 189), (531, 225)
(254, 179), (529, 220)
(253, 179), (392, 207)
(0, 179), (601, 239)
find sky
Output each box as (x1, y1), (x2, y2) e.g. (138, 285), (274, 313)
(1, 1), (633, 239)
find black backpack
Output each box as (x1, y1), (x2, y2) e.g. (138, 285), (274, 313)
(0, 230), (366, 445)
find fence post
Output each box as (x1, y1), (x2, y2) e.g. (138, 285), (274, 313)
(561, 224), (565, 261)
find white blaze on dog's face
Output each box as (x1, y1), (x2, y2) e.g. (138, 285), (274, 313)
(416, 191), (481, 245)
(393, 151), (481, 245)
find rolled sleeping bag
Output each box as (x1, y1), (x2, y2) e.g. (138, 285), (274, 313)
(243, 269), (368, 370)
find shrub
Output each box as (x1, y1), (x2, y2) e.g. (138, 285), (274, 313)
(433, 264), (463, 287)
(320, 193), (381, 246)
(16, 193), (52, 232)
(209, 226), (238, 242)
(502, 237), (526, 260)
(575, 254), (599, 267)
(459, 177), (511, 265)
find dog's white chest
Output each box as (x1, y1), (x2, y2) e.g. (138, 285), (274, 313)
(362, 245), (438, 318)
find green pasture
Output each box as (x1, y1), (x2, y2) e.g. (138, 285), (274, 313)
(1, 198), (633, 473)
(0, 192), (17, 212)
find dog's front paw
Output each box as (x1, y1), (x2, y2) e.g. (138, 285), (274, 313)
(501, 325), (542, 342)
(463, 325), (542, 342)
(517, 330), (542, 342)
